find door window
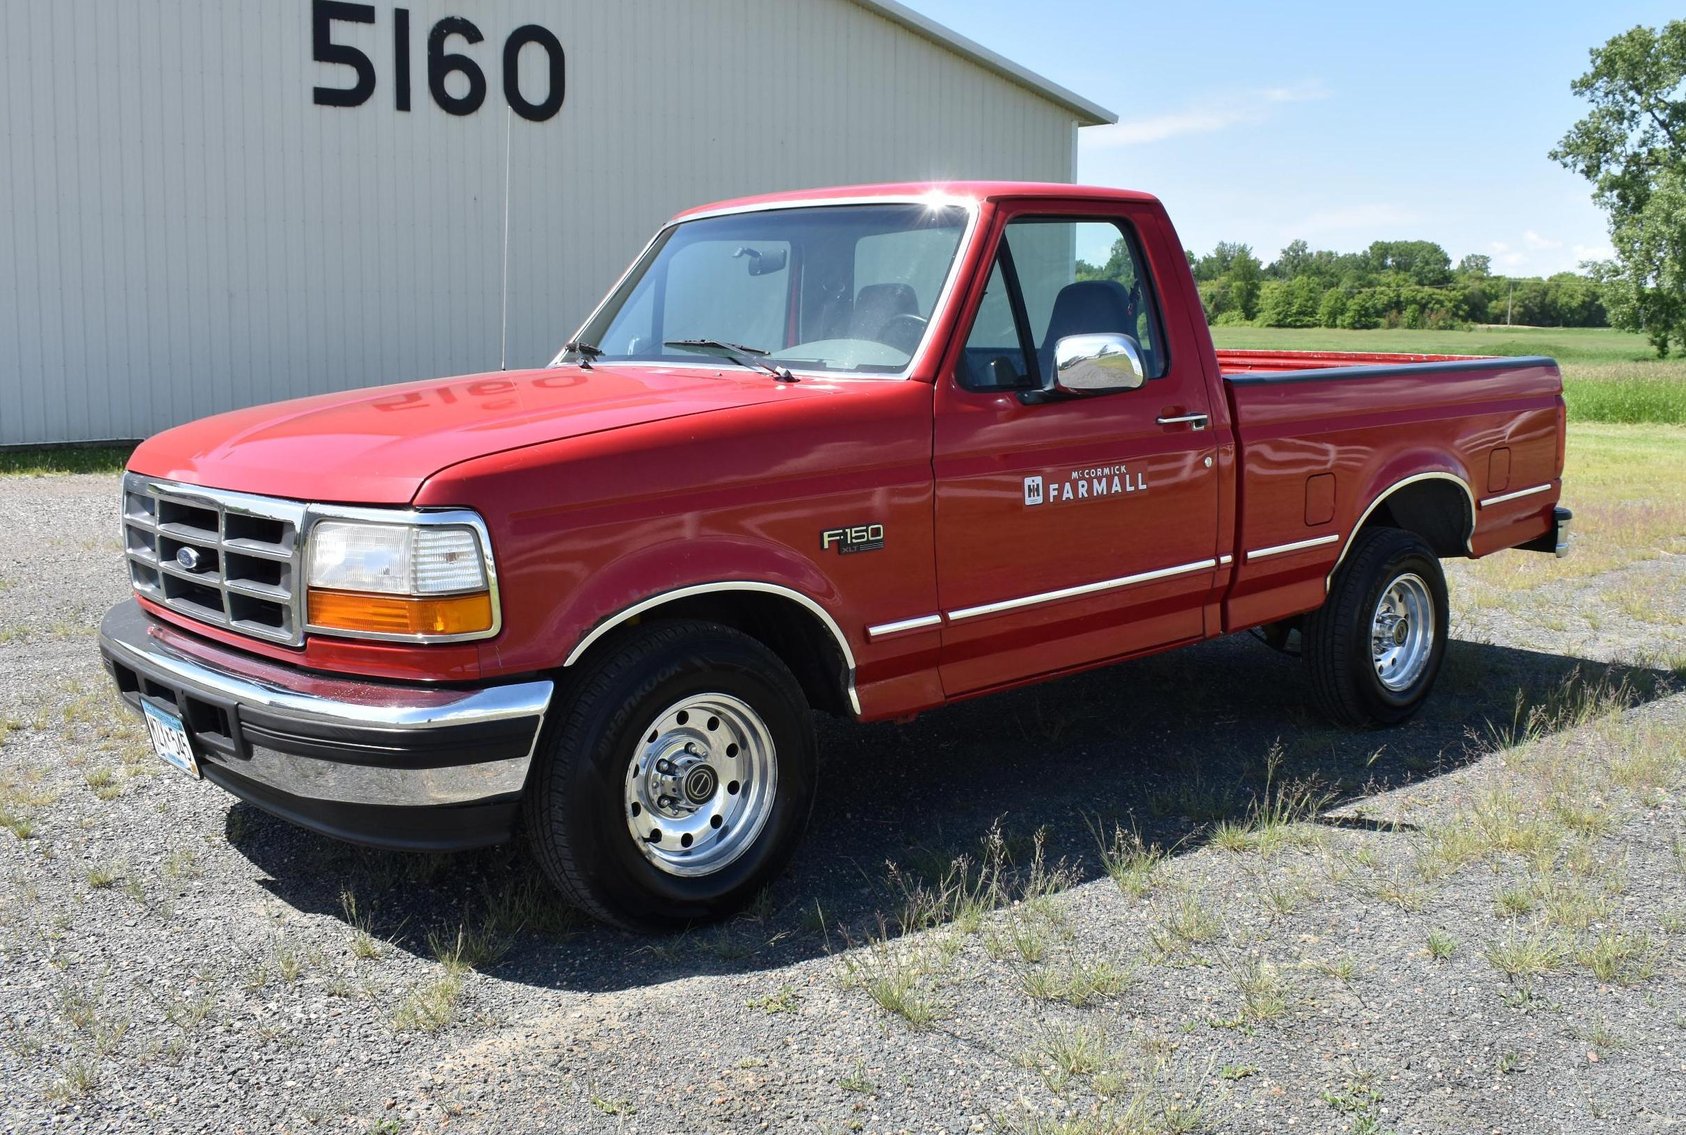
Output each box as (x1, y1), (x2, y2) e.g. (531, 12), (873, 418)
(958, 257), (1032, 390)
(960, 218), (1167, 391)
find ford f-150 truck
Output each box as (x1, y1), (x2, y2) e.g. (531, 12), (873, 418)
(100, 182), (1572, 929)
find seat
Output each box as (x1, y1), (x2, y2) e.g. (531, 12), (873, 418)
(1038, 280), (1137, 379)
(848, 283), (919, 342)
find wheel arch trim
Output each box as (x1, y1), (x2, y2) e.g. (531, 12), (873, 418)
(562, 582), (861, 717)
(1326, 471), (1476, 589)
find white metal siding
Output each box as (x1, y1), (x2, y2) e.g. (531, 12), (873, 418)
(0, 0), (1082, 446)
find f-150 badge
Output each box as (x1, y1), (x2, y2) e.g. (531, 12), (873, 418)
(821, 524), (886, 554)
(1025, 465), (1147, 507)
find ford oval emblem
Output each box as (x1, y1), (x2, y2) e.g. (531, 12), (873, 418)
(176, 547), (203, 572)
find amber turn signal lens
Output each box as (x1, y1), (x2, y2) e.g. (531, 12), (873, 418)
(307, 589), (494, 638)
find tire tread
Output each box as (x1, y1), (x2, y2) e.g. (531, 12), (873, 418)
(1304, 527), (1441, 728)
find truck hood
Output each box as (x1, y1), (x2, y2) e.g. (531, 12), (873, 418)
(128, 365), (800, 504)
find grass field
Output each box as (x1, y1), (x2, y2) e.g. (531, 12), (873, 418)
(1208, 325), (1650, 363)
(0, 445), (135, 477)
(1210, 324), (1686, 425)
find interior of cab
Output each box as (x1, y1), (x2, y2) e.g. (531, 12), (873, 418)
(582, 203), (970, 375)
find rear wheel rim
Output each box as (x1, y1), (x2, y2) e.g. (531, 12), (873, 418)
(623, 693), (777, 878)
(1371, 572), (1434, 692)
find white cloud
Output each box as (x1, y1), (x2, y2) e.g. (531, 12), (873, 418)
(1094, 109), (1250, 146)
(1259, 85), (1327, 104)
(1487, 234), (1616, 275)
(1489, 241), (1527, 270)
(1084, 82), (1327, 148)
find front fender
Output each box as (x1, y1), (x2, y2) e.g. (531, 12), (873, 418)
(550, 537), (854, 670)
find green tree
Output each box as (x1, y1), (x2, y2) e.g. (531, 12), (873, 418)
(1198, 279), (1234, 321)
(1545, 272), (1609, 326)
(1551, 20), (1686, 355)
(1317, 287), (1348, 328)
(1340, 289), (1387, 330)
(1257, 276), (1322, 327)
(1225, 246), (1263, 321)
(1268, 239), (1314, 280)
(1366, 240), (1453, 287)
(1077, 238), (1142, 288)
(1192, 241), (1252, 283)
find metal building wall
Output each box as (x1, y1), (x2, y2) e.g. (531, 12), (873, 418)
(0, 0), (1085, 446)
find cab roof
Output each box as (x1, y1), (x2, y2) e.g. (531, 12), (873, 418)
(674, 182), (1164, 221)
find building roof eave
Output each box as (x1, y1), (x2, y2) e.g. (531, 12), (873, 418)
(849, 0), (1117, 127)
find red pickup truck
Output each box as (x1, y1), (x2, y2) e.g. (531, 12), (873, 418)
(100, 182), (1571, 928)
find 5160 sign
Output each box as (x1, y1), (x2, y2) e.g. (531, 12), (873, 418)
(313, 0), (565, 122)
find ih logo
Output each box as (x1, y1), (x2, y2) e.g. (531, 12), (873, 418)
(1024, 476), (1045, 507)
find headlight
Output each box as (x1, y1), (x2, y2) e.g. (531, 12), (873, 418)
(305, 516), (498, 641)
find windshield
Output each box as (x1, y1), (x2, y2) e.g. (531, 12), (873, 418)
(567, 203), (971, 376)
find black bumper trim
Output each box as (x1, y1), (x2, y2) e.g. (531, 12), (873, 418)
(1519, 506), (1573, 556)
(236, 708), (538, 769)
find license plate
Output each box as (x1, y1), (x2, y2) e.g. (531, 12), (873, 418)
(142, 701), (200, 778)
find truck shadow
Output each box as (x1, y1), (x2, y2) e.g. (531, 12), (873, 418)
(231, 633), (1679, 993)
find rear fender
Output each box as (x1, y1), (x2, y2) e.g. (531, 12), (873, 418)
(1330, 461), (1476, 585)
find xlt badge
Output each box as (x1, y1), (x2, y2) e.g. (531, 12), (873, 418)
(821, 524), (886, 555)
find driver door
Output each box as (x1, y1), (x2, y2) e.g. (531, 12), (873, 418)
(932, 206), (1223, 696)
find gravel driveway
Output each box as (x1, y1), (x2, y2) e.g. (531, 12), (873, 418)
(1, 469), (1682, 1135)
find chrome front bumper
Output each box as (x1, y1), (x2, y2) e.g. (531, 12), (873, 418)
(98, 602), (553, 850)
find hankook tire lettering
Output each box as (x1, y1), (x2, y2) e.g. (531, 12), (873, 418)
(311, 1), (566, 122)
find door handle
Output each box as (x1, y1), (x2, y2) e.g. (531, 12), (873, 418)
(1157, 413), (1209, 430)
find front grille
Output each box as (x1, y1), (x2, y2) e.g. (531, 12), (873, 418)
(123, 474), (308, 646)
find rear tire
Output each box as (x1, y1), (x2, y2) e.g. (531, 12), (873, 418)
(524, 620), (817, 931)
(1304, 528), (1448, 728)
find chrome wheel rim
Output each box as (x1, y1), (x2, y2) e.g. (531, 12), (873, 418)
(623, 693), (777, 878)
(1371, 573), (1434, 692)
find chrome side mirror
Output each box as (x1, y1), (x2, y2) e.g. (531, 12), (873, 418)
(1052, 334), (1146, 394)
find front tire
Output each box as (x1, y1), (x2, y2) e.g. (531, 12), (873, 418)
(1304, 528), (1449, 728)
(524, 620), (817, 931)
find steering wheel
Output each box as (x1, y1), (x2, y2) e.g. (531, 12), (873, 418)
(877, 313), (928, 356)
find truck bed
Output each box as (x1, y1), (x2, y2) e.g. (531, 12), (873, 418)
(1216, 350), (1565, 633)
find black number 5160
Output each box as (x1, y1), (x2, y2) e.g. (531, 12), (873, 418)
(312, 1), (566, 123)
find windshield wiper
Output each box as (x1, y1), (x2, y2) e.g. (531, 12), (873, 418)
(665, 339), (799, 383)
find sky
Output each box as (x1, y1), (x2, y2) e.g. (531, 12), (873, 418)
(900, 0), (1680, 277)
